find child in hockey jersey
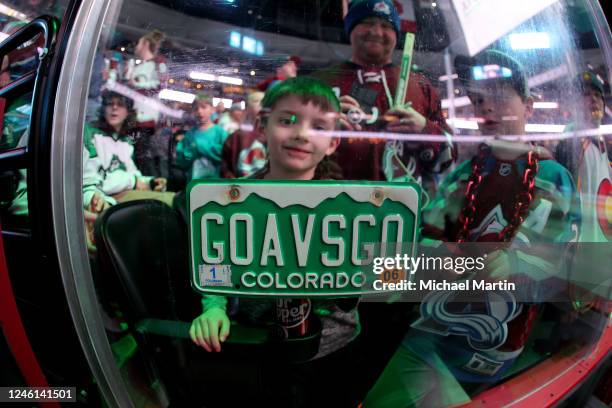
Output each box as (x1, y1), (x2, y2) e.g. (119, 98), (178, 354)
(190, 77), (361, 407)
(175, 93), (229, 180)
(84, 91), (167, 198)
(364, 50), (580, 407)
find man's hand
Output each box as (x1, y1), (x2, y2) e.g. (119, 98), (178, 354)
(338, 95), (364, 131)
(152, 177), (167, 192)
(135, 178), (151, 191)
(384, 106), (427, 134)
(189, 308), (231, 352)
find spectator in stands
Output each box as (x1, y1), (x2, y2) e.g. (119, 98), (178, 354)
(218, 101), (244, 134)
(176, 93), (229, 180)
(556, 71), (611, 242)
(124, 29), (168, 175)
(363, 50), (579, 408)
(191, 77), (361, 407)
(220, 91), (267, 178)
(313, 0), (454, 187)
(256, 55), (301, 92)
(84, 91), (168, 202)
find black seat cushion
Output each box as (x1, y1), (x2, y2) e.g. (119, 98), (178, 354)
(94, 199), (199, 323)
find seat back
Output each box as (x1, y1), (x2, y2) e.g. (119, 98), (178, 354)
(94, 199), (199, 323)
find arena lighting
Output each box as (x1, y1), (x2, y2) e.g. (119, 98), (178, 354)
(190, 72), (243, 86)
(533, 102), (559, 109)
(189, 71), (216, 81)
(229, 31), (241, 48)
(442, 96), (471, 109)
(159, 89), (196, 104)
(217, 76), (243, 85)
(242, 36), (256, 54)
(509, 32), (551, 50)
(0, 3), (28, 21)
(525, 124), (565, 133)
(599, 124), (612, 134)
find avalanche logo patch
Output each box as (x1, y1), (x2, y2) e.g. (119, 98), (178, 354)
(373, 1), (391, 15)
(499, 163), (512, 177)
(412, 290), (520, 351)
(596, 178), (612, 239)
(237, 140), (267, 177)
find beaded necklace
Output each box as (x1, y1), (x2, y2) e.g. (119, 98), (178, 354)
(456, 145), (540, 243)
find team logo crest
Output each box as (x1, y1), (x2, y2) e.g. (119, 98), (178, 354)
(596, 178), (612, 239)
(499, 163), (512, 177)
(373, 1), (391, 15)
(237, 140), (267, 177)
(471, 205), (506, 240)
(412, 290), (520, 351)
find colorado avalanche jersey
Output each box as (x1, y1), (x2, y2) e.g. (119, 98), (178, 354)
(408, 147), (579, 383)
(312, 61), (453, 182)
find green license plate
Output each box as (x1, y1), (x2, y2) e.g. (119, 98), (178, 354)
(189, 180), (421, 297)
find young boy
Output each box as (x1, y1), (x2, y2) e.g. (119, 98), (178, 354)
(190, 77), (360, 406)
(363, 50), (579, 407)
(176, 93), (229, 180)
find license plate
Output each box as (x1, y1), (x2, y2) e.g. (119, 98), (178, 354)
(189, 180), (421, 296)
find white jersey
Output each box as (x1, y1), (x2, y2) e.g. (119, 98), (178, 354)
(125, 58), (167, 124)
(84, 125), (152, 196)
(576, 137), (612, 242)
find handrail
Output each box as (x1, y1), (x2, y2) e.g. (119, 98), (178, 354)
(0, 16), (56, 60)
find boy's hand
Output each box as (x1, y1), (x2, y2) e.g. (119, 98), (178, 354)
(189, 308), (230, 352)
(152, 177), (167, 192)
(384, 106), (426, 134)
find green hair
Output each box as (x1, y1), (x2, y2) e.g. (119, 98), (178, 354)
(261, 76), (341, 113)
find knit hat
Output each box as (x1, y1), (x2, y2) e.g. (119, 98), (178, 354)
(344, 0), (401, 38)
(455, 50), (530, 98)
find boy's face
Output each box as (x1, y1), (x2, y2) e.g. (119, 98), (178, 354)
(195, 102), (214, 124)
(264, 95), (339, 180)
(468, 80), (532, 136)
(105, 97), (128, 130)
(582, 87), (604, 125)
